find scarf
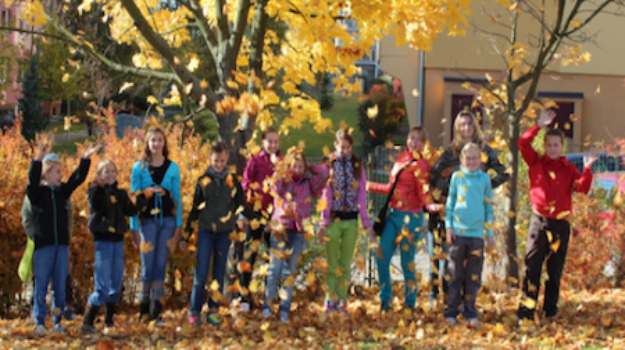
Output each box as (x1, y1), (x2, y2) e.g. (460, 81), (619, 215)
(207, 166), (228, 186)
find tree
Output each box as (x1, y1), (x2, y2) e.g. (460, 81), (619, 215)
(10, 0), (472, 171)
(461, 0), (623, 284)
(19, 55), (46, 142)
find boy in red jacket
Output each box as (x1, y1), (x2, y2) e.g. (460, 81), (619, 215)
(517, 110), (598, 321)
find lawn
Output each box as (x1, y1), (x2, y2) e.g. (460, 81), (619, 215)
(46, 122), (89, 135)
(52, 136), (96, 155)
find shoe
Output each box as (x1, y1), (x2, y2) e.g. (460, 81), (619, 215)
(446, 317), (456, 326)
(150, 299), (165, 325)
(467, 318), (479, 326)
(262, 308), (272, 318)
(279, 312), (289, 323)
(81, 303), (101, 334)
(104, 303), (116, 327)
(64, 305), (77, 321)
(240, 302), (250, 312)
(139, 301), (150, 322)
(188, 315), (202, 326)
(151, 317), (167, 327)
(52, 322), (66, 334)
(324, 300), (335, 315)
(380, 302), (391, 314)
(35, 325), (46, 336)
(336, 300), (350, 316)
(206, 313), (221, 326)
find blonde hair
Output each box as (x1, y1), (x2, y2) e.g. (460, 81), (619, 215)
(460, 142), (481, 160)
(42, 159), (62, 177)
(451, 110), (484, 155)
(96, 159), (117, 176)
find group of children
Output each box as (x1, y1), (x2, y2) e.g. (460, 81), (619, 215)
(24, 108), (598, 335)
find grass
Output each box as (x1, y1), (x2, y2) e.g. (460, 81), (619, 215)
(51, 136), (96, 155)
(46, 122), (89, 135)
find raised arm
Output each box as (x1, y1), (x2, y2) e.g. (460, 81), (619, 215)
(308, 163), (330, 197)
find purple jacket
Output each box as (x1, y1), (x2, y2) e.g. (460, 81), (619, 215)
(272, 163), (329, 232)
(319, 160), (371, 228)
(242, 149), (283, 212)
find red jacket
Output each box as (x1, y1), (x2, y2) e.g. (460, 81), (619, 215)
(519, 125), (593, 220)
(368, 148), (434, 211)
(242, 149), (283, 214)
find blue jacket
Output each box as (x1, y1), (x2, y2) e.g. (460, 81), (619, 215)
(445, 167), (494, 238)
(130, 160), (182, 231)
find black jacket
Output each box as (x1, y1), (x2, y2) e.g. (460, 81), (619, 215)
(27, 158), (90, 250)
(87, 182), (140, 242)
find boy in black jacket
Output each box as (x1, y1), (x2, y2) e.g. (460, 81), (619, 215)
(28, 140), (99, 335)
(81, 159), (143, 334)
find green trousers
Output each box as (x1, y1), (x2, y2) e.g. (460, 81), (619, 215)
(324, 219), (359, 300)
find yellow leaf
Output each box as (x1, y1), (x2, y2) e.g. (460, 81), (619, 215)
(62, 73), (70, 83)
(220, 211), (232, 223)
(485, 197), (495, 205)
(471, 250), (482, 257)
(210, 280), (220, 291)
(322, 146), (331, 157)
(508, 211), (516, 219)
(284, 276), (295, 287)
(306, 271), (315, 286)
(367, 105), (379, 119)
(520, 298), (536, 310)
(119, 82), (134, 94)
(147, 95), (159, 105)
(457, 171), (464, 179)
(197, 202), (206, 210)
(551, 239), (561, 252)
(316, 199), (327, 212)
(556, 211), (570, 220)
(458, 195), (465, 203)
(481, 152), (489, 163)
(140, 240), (154, 253)
(570, 18), (582, 29)
(546, 230), (553, 242)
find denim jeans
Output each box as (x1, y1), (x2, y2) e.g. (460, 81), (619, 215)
(427, 230), (449, 301)
(88, 241), (125, 306)
(189, 230), (231, 315)
(140, 217), (176, 294)
(33, 245), (69, 325)
(377, 209), (424, 307)
(264, 230), (306, 314)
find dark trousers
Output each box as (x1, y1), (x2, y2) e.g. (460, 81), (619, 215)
(234, 212), (270, 303)
(443, 236), (484, 319)
(517, 214), (570, 319)
(428, 212), (449, 300)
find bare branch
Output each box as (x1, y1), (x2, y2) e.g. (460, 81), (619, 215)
(227, 0), (252, 73)
(563, 0), (616, 36)
(182, 0), (219, 57)
(214, 0), (230, 47)
(157, 22), (198, 36)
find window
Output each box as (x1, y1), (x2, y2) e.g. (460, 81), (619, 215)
(548, 101), (574, 138)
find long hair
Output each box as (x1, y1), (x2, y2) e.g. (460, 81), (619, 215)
(141, 127), (169, 169)
(451, 110), (484, 155)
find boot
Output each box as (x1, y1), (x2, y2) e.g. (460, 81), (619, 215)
(105, 303), (116, 327)
(139, 301), (150, 323)
(150, 299), (166, 326)
(81, 303), (100, 334)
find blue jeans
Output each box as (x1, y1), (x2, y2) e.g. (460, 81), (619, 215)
(33, 245), (69, 325)
(264, 230), (306, 314)
(377, 209), (424, 307)
(140, 217), (176, 299)
(189, 230), (231, 315)
(88, 241), (124, 306)
(427, 230), (448, 301)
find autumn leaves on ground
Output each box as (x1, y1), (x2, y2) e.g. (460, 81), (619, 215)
(1, 287), (625, 349)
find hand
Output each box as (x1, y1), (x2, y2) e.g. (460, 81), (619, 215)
(583, 146), (599, 168)
(34, 136), (50, 161)
(132, 231), (141, 250)
(83, 143), (101, 158)
(487, 236), (495, 249)
(264, 223), (272, 233)
(151, 186), (163, 194)
(174, 227), (181, 240)
(179, 240), (188, 252)
(237, 219), (249, 232)
(538, 110), (557, 128)
(317, 227), (327, 245)
(446, 228), (456, 246)
(367, 227), (378, 249)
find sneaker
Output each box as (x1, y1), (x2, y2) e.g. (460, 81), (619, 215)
(279, 312), (289, 323)
(336, 300), (350, 316)
(240, 302), (251, 313)
(262, 308), (272, 318)
(188, 315), (201, 326)
(206, 313), (221, 326)
(380, 302), (391, 314)
(151, 317), (167, 327)
(81, 323), (97, 334)
(324, 300), (335, 315)
(64, 306), (77, 321)
(445, 317), (456, 326)
(467, 318), (479, 326)
(52, 322), (66, 334)
(35, 325), (46, 336)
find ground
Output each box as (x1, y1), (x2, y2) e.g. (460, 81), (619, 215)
(1, 287), (624, 349)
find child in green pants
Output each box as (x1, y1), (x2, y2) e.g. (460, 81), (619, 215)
(318, 129), (372, 315)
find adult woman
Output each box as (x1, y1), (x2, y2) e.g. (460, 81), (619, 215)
(368, 127), (442, 313)
(130, 127), (183, 324)
(428, 110), (509, 307)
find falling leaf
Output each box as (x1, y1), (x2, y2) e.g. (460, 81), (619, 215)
(367, 105), (379, 119)
(551, 239), (561, 252)
(508, 211), (516, 219)
(118, 82), (134, 94)
(556, 210), (570, 220)
(140, 241), (154, 253)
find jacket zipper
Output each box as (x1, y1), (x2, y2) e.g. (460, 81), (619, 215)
(52, 190), (58, 245)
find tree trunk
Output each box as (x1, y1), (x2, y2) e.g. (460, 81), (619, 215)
(505, 116), (521, 288)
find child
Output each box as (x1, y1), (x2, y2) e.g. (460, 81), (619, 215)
(443, 143), (494, 326)
(367, 126), (441, 313)
(263, 149), (329, 322)
(28, 140), (99, 335)
(318, 129), (371, 315)
(130, 127), (183, 324)
(81, 159), (141, 334)
(516, 110), (597, 321)
(237, 126), (283, 312)
(181, 141), (257, 326)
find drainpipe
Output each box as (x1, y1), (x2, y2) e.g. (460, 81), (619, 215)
(417, 50), (425, 126)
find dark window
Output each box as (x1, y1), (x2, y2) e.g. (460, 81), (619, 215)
(548, 101), (574, 138)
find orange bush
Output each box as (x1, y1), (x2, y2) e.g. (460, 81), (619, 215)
(0, 107), (211, 317)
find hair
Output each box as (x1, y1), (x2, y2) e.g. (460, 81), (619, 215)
(334, 129), (354, 145)
(409, 126), (428, 143)
(210, 141), (229, 154)
(261, 126), (279, 140)
(42, 159), (62, 177)
(96, 159), (117, 176)
(460, 142), (481, 160)
(142, 127), (169, 167)
(544, 128), (564, 144)
(451, 110), (484, 155)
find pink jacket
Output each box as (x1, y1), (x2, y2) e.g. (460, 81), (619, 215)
(272, 163), (329, 232)
(242, 149), (283, 211)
